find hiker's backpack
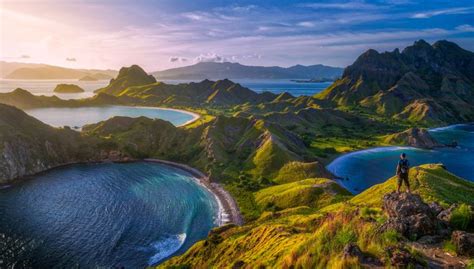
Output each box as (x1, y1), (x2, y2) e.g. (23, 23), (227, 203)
(400, 159), (409, 174)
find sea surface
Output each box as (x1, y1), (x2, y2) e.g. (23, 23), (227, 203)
(163, 79), (331, 96)
(327, 124), (474, 194)
(25, 106), (196, 128)
(0, 162), (218, 268)
(0, 79), (108, 99)
(0, 78), (330, 99)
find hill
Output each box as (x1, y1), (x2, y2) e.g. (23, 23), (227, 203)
(152, 62), (343, 80)
(0, 104), (99, 183)
(94, 65), (157, 95)
(160, 164), (474, 268)
(0, 88), (126, 109)
(315, 40), (474, 125)
(1, 61), (117, 79)
(53, 84), (85, 93)
(96, 67), (279, 106)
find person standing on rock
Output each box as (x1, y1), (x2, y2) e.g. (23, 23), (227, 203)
(396, 153), (411, 193)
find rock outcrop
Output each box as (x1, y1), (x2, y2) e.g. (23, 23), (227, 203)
(382, 192), (440, 239)
(451, 230), (474, 256)
(384, 127), (443, 148)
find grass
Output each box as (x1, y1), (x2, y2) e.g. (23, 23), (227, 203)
(255, 178), (351, 211)
(159, 163), (474, 269)
(351, 164), (474, 207)
(450, 204), (473, 231)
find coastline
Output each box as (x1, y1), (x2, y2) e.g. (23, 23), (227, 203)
(0, 158), (243, 226)
(128, 105), (201, 127)
(144, 159), (243, 226)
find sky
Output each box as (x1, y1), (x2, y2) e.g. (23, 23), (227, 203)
(1, 0), (474, 71)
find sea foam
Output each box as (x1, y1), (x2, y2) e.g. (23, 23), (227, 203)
(148, 233), (187, 265)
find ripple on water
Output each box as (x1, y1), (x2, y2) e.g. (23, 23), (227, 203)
(0, 162), (218, 268)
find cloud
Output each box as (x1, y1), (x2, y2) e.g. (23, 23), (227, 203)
(194, 53), (228, 63)
(297, 21), (315, 28)
(20, 54), (30, 59)
(456, 24), (474, 32)
(299, 1), (377, 10)
(66, 57), (76, 61)
(412, 7), (474, 19)
(169, 56), (188, 62)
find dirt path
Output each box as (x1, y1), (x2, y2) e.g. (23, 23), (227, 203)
(409, 242), (470, 268)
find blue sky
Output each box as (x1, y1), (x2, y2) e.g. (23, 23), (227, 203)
(1, 0), (474, 70)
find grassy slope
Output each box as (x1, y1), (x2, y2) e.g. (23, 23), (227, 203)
(255, 178), (351, 210)
(159, 164), (474, 268)
(351, 164), (474, 207)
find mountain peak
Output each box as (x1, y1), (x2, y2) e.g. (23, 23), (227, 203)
(96, 65), (156, 95)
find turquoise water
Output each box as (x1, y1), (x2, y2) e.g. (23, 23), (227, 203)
(327, 124), (474, 194)
(0, 162), (218, 268)
(25, 106), (195, 128)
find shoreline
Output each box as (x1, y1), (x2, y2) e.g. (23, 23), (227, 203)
(0, 158), (243, 226)
(25, 105), (201, 128)
(127, 105), (201, 127)
(144, 158), (243, 226)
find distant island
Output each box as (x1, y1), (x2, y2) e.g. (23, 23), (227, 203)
(0, 61), (117, 80)
(53, 84), (85, 93)
(290, 78), (335, 83)
(79, 75), (98, 81)
(152, 62), (343, 80)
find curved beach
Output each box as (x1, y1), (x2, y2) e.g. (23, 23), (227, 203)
(145, 159), (244, 226)
(131, 105), (201, 127)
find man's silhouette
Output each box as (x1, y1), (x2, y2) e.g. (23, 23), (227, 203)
(396, 153), (411, 193)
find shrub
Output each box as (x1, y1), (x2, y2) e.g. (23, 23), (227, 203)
(450, 204), (473, 231)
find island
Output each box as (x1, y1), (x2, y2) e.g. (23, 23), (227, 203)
(53, 83), (85, 93)
(78, 75), (99, 81)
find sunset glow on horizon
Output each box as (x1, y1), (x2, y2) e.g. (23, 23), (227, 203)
(1, 0), (474, 71)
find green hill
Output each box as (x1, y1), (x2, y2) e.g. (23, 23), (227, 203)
(53, 84), (85, 93)
(95, 65), (156, 95)
(255, 178), (351, 210)
(315, 40), (474, 125)
(0, 104), (98, 183)
(160, 164), (474, 268)
(351, 164), (474, 207)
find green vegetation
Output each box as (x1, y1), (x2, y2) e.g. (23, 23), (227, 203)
(255, 178), (351, 210)
(160, 164), (474, 268)
(53, 83), (85, 93)
(351, 164), (474, 207)
(2, 40), (474, 268)
(450, 204), (473, 231)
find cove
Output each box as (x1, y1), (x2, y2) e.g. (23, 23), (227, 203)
(0, 162), (219, 268)
(327, 124), (474, 194)
(24, 105), (198, 128)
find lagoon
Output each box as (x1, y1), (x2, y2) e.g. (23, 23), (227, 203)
(0, 162), (218, 268)
(25, 105), (197, 128)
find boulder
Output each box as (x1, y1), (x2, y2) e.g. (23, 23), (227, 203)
(437, 204), (457, 222)
(386, 246), (416, 267)
(343, 243), (363, 260)
(382, 192), (439, 239)
(428, 202), (443, 216)
(451, 231), (474, 256)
